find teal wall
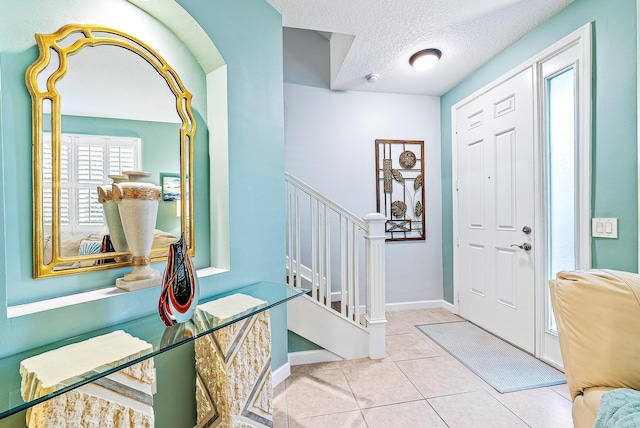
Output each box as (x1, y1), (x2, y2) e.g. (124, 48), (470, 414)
(440, 0), (638, 303)
(288, 330), (322, 352)
(174, 0), (287, 374)
(0, 0), (209, 305)
(0, 0), (285, 426)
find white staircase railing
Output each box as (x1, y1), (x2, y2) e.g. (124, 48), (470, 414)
(285, 173), (386, 358)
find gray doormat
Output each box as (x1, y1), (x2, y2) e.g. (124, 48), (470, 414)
(416, 321), (566, 393)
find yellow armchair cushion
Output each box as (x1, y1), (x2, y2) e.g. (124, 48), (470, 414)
(550, 269), (640, 403)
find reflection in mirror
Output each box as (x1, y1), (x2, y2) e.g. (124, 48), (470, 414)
(27, 24), (196, 279)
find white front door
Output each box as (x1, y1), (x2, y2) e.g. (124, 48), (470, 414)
(455, 67), (535, 353)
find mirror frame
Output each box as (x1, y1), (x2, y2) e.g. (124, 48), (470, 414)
(26, 24), (196, 279)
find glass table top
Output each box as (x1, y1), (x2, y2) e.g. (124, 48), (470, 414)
(0, 282), (307, 419)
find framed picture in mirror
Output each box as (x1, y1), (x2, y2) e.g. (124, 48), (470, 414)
(161, 173), (181, 202)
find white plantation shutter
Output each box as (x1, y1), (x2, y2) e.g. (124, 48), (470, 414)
(77, 141), (105, 182)
(76, 137), (106, 228)
(42, 132), (140, 232)
(43, 134), (53, 182)
(109, 143), (136, 175)
(77, 188), (102, 225)
(43, 136), (72, 226)
(60, 136), (70, 183)
(43, 133), (53, 225)
(43, 187), (53, 225)
(60, 188), (70, 226)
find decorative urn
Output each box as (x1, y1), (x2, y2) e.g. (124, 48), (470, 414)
(97, 173), (130, 253)
(112, 171), (161, 282)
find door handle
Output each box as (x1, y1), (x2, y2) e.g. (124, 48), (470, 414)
(510, 243), (532, 251)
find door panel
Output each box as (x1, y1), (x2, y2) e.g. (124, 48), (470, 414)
(456, 67), (535, 353)
(467, 140), (485, 228)
(495, 246), (517, 308)
(468, 244), (486, 296)
(495, 130), (516, 230)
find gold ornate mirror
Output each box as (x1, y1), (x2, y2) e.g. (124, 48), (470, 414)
(26, 24), (196, 279)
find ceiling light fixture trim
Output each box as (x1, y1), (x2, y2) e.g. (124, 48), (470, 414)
(409, 48), (442, 71)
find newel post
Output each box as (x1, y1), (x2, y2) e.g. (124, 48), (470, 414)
(364, 213), (387, 359)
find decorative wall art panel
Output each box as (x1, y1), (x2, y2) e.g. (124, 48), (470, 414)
(375, 140), (425, 241)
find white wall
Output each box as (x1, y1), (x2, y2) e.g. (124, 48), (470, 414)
(283, 28), (443, 303)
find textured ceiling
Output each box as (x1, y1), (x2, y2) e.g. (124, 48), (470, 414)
(266, 0), (573, 96)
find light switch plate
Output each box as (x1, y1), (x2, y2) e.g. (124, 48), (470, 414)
(592, 218), (618, 238)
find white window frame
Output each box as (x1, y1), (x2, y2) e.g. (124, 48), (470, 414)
(535, 24), (592, 368)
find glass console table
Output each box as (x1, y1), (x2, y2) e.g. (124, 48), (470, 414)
(0, 282), (306, 420)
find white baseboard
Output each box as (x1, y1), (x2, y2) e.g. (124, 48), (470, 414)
(440, 299), (456, 313)
(272, 362), (291, 387)
(288, 349), (343, 366)
(385, 300), (450, 312)
(540, 356), (564, 372)
(357, 299), (457, 314)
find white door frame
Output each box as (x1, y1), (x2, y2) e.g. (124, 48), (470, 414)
(451, 23), (592, 367)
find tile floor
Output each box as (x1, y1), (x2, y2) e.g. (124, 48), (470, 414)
(275, 308), (573, 428)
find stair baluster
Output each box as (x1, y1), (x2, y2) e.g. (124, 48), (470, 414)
(285, 173), (386, 359)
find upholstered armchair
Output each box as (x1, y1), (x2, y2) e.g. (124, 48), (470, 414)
(550, 269), (640, 428)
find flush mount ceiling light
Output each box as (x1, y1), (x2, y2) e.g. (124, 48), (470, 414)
(409, 48), (442, 71)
